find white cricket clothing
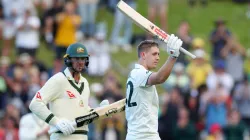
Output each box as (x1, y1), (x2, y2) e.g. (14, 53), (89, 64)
(125, 64), (161, 140)
(29, 68), (91, 140)
(19, 113), (49, 140)
(15, 16), (40, 48)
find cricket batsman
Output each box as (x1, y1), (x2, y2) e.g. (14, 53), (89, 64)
(125, 34), (182, 140)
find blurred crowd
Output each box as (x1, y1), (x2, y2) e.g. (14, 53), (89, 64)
(0, 0), (250, 140)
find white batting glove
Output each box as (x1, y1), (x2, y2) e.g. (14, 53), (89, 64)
(166, 34), (183, 58)
(55, 119), (75, 135)
(99, 99), (109, 107)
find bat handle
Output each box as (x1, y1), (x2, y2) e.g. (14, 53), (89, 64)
(48, 121), (77, 134)
(180, 47), (196, 59)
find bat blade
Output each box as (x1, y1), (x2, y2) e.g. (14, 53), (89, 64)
(48, 99), (126, 134)
(117, 0), (196, 59)
(75, 98), (126, 127)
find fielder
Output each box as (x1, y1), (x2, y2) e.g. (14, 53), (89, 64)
(19, 112), (49, 140)
(125, 34), (183, 140)
(29, 43), (109, 140)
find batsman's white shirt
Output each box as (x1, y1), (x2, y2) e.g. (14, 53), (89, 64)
(29, 68), (91, 140)
(125, 64), (160, 140)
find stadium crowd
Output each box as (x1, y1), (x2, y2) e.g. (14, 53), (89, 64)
(0, 0), (250, 140)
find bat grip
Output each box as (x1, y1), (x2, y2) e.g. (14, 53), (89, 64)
(180, 47), (196, 59)
(48, 121), (77, 134)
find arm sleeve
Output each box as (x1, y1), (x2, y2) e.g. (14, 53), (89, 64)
(135, 69), (153, 87)
(29, 74), (62, 125)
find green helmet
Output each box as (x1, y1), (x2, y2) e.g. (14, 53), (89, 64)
(65, 43), (89, 58)
(64, 43), (89, 67)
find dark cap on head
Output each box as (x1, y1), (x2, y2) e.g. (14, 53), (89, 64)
(214, 60), (225, 69)
(215, 18), (226, 26)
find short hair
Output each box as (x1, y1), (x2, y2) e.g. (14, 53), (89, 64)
(137, 40), (159, 58)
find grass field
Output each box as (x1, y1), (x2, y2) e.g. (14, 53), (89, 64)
(34, 0), (250, 93)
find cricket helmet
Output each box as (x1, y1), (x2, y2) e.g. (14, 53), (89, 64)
(64, 43), (89, 67)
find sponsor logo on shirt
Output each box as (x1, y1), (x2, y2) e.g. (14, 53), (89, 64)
(66, 90), (76, 98)
(79, 100), (84, 107)
(36, 92), (42, 100)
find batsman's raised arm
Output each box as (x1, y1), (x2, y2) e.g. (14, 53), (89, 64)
(147, 34), (183, 85)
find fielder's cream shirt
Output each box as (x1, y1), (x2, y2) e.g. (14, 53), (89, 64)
(29, 68), (91, 140)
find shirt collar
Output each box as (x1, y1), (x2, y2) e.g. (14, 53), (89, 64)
(135, 64), (147, 70)
(63, 68), (85, 83)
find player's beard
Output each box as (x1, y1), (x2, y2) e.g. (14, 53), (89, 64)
(72, 63), (85, 73)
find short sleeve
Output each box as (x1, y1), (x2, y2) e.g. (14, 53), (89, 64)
(134, 69), (152, 87)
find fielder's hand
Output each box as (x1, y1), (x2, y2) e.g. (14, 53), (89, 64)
(166, 34), (183, 58)
(55, 119), (75, 135)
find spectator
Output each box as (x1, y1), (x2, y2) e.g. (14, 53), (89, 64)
(101, 117), (122, 140)
(54, 1), (81, 64)
(176, 20), (193, 65)
(223, 109), (248, 140)
(0, 56), (10, 111)
(32, 0), (53, 11)
(148, 0), (168, 32)
(192, 37), (205, 50)
(0, 121), (5, 139)
(162, 62), (190, 94)
(3, 116), (19, 140)
(205, 85), (228, 131)
(0, 2), (3, 40)
(41, 0), (63, 46)
(205, 123), (224, 140)
(173, 107), (198, 140)
(159, 87), (183, 140)
(207, 60), (234, 93)
(77, 0), (99, 37)
(221, 38), (246, 85)
(234, 76), (250, 131)
(185, 92), (200, 124)
(14, 8), (40, 57)
(187, 49), (212, 89)
(110, 0), (136, 52)
(246, 1), (250, 19)
(102, 71), (123, 103)
(244, 49), (250, 81)
(1, 0), (26, 56)
(19, 112), (49, 140)
(209, 18), (231, 61)
(85, 31), (111, 77)
(106, 0), (118, 13)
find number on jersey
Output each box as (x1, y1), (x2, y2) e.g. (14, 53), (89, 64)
(126, 81), (137, 107)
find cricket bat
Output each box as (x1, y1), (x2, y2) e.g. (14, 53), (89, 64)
(48, 98), (126, 134)
(117, 1), (196, 59)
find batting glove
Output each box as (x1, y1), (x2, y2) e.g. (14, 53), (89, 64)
(99, 99), (109, 107)
(166, 34), (183, 58)
(55, 119), (75, 135)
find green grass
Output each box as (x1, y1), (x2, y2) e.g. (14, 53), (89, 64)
(34, 0), (250, 94)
